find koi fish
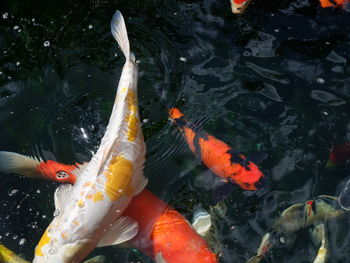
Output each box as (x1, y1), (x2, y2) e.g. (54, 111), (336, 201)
(125, 189), (217, 263)
(230, 0), (253, 14)
(247, 195), (343, 263)
(326, 142), (350, 168)
(0, 152), (217, 263)
(33, 10), (147, 262)
(169, 107), (265, 191)
(0, 151), (81, 184)
(319, 0), (348, 8)
(0, 244), (105, 263)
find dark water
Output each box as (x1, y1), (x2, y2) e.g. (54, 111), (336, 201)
(1, 0), (350, 262)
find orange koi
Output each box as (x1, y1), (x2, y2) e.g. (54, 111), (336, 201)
(230, 0), (253, 14)
(0, 152), (217, 263)
(168, 107), (265, 191)
(319, 0), (348, 8)
(0, 151), (79, 184)
(124, 189), (218, 263)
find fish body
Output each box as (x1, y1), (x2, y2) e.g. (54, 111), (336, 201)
(319, 0), (347, 8)
(124, 189), (218, 263)
(326, 142), (350, 167)
(33, 10), (147, 263)
(230, 0), (253, 14)
(247, 195), (343, 263)
(0, 152), (217, 263)
(169, 107), (264, 191)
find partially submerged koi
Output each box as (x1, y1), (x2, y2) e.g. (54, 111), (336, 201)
(247, 195), (343, 263)
(0, 244), (104, 263)
(0, 151), (81, 184)
(230, 0), (253, 14)
(33, 10), (147, 262)
(169, 107), (265, 191)
(0, 152), (217, 263)
(319, 0), (348, 8)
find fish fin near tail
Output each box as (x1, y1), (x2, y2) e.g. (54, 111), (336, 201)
(0, 151), (41, 178)
(83, 255), (106, 263)
(192, 210), (212, 236)
(97, 216), (138, 247)
(111, 10), (134, 62)
(155, 253), (168, 263)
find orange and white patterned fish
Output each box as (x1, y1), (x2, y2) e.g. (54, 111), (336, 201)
(230, 0), (253, 14)
(33, 10), (147, 263)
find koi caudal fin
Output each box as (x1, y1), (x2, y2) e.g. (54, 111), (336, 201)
(0, 151), (41, 178)
(111, 10), (135, 63)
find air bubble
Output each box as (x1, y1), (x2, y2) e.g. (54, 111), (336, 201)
(88, 24), (93, 29)
(13, 25), (19, 30)
(8, 189), (19, 196)
(179, 57), (187, 62)
(43, 41), (50, 47)
(2, 13), (8, 19)
(53, 209), (60, 217)
(19, 238), (26, 245)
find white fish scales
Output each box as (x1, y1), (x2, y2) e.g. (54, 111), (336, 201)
(33, 10), (147, 263)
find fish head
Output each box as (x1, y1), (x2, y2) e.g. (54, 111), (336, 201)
(230, 0), (252, 14)
(230, 159), (265, 191)
(268, 228), (298, 250)
(37, 160), (78, 184)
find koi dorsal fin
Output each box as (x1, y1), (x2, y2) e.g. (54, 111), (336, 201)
(97, 216), (138, 247)
(54, 184), (73, 216)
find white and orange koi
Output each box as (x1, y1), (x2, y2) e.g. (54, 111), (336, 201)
(230, 0), (253, 14)
(33, 10), (147, 263)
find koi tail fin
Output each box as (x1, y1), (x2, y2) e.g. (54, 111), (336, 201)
(0, 151), (41, 178)
(111, 10), (135, 63)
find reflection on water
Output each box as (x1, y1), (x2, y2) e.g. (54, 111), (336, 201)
(0, 0), (350, 262)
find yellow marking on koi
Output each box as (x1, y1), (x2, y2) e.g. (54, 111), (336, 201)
(35, 227), (52, 257)
(77, 199), (85, 208)
(104, 155), (134, 201)
(93, 192), (104, 202)
(125, 89), (139, 141)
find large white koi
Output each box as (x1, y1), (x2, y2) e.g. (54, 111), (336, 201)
(33, 10), (147, 263)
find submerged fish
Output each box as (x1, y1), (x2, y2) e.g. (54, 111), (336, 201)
(33, 10), (147, 262)
(319, 0), (348, 8)
(0, 151), (80, 184)
(169, 107), (265, 191)
(0, 244), (104, 263)
(326, 142), (350, 168)
(0, 152), (217, 263)
(247, 195), (343, 263)
(230, 0), (253, 14)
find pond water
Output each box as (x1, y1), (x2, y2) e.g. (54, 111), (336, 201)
(0, 0), (350, 262)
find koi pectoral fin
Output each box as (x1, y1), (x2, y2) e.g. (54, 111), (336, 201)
(83, 255), (106, 263)
(97, 216), (138, 247)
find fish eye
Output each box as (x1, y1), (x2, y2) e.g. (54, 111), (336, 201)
(56, 171), (69, 179)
